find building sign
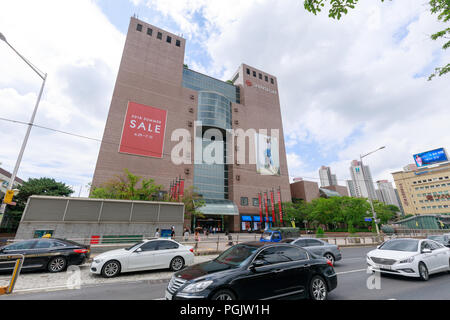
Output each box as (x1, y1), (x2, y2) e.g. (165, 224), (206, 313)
(253, 83), (277, 95)
(413, 148), (448, 167)
(119, 102), (167, 158)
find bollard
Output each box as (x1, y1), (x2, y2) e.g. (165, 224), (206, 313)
(0, 254), (24, 295)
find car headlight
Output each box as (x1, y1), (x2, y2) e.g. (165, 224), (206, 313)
(94, 258), (103, 264)
(366, 256), (372, 261)
(181, 280), (213, 293)
(399, 256), (414, 264)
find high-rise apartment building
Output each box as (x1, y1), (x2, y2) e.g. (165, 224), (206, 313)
(349, 160), (377, 201)
(376, 180), (401, 209)
(319, 166), (338, 187)
(91, 18), (291, 232)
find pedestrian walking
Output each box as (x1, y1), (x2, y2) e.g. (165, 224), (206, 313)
(194, 230), (200, 251)
(226, 231), (233, 246)
(171, 226), (175, 240)
(184, 228), (190, 242)
(155, 228), (160, 238)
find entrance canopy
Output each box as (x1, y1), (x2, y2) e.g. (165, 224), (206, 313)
(195, 199), (239, 216)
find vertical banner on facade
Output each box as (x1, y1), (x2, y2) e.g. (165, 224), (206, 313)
(278, 187), (283, 223)
(179, 179), (185, 201)
(258, 193), (263, 230)
(174, 179), (179, 201)
(270, 189), (276, 226)
(119, 101), (167, 158)
(264, 192), (269, 229)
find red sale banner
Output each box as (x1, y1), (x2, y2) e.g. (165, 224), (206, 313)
(119, 101), (167, 158)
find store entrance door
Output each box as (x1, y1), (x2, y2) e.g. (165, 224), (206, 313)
(194, 217), (223, 233)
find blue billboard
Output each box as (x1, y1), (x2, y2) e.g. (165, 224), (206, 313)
(413, 148), (448, 167)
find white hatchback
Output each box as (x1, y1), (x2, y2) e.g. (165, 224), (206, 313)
(90, 238), (195, 277)
(367, 238), (450, 281)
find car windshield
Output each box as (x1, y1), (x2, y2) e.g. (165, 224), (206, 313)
(378, 239), (419, 252)
(215, 244), (259, 267)
(261, 232), (272, 240)
(125, 241), (144, 251)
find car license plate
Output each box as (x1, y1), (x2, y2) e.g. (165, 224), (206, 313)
(165, 291), (173, 300)
(376, 264), (391, 270)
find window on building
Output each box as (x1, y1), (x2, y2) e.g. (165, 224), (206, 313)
(157, 32), (162, 40)
(264, 75), (268, 82)
(166, 36), (172, 43)
(258, 73), (262, 79)
(252, 198), (259, 206)
(246, 68), (250, 75)
(240, 197), (249, 206)
(176, 39), (181, 47)
(136, 24), (143, 32)
(270, 78), (274, 84)
(253, 71), (256, 77)
(147, 28), (153, 36)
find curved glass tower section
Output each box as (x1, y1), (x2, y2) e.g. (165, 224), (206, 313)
(197, 91), (232, 130)
(182, 69), (238, 219)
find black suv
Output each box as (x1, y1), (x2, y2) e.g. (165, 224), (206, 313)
(166, 241), (337, 300)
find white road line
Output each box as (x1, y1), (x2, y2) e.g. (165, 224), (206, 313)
(336, 268), (367, 275)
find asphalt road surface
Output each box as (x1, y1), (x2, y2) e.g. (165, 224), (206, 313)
(1, 246), (449, 300)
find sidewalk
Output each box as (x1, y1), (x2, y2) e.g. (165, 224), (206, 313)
(0, 254), (218, 295)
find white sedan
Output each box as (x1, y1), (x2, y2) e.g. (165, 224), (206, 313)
(367, 238), (450, 281)
(90, 238), (195, 277)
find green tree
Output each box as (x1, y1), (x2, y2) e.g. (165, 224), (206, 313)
(3, 177), (74, 231)
(13, 177), (74, 212)
(169, 186), (205, 219)
(90, 169), (162, 201)
(373, 201), (397, 224)
(303, 0), (450, 80)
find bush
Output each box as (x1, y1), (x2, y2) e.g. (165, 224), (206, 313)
(316, 227), (325, 238)
(381, 225), (395, 235)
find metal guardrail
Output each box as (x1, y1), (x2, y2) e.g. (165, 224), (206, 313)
(6, 232), (445, 254)
(0, 254), (24, 295)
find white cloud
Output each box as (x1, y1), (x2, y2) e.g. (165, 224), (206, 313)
(0, 0), (124, 195)
(136, 0), (450, 186)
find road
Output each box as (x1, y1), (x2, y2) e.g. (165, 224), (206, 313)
(1, 246), (449, 300)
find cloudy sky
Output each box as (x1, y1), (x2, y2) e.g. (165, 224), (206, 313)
(0, 0), (449, 195)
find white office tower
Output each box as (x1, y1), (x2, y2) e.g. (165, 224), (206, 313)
(349, 160), (377, 201)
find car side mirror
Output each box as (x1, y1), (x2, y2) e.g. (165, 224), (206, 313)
(422, 248), (432, 254)
(250, 260), (264, 271)
(135, 248), (142, 253)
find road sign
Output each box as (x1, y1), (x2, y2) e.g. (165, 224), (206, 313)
(364, 218), (373, 222)
(3, 190), (14, 204)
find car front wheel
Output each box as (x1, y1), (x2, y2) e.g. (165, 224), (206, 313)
(309, 275), (328, 300)
(418, 262), (429, 281)
(210, 289), (236, 300)
(102, 260), (121, 278)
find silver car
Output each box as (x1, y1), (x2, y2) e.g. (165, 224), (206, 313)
(284, 238), (342, 264)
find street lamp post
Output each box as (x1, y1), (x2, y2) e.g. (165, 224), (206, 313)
(0, 32), (47, 223)
(360, 146), (386, 236)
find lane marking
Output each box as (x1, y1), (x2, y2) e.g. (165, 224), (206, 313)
(336, 268), (367, 275)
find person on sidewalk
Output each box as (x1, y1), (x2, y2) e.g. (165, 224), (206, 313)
(154, 228), (160, 238)
(171, 227), (175, 240)
(194, 230), (200, 251)
(226, 231), (233, 246)
(184, 228), (190, 242)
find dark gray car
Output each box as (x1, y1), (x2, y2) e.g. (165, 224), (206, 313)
(283, 238), (342, 264)
(427, 235), (450, 247)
